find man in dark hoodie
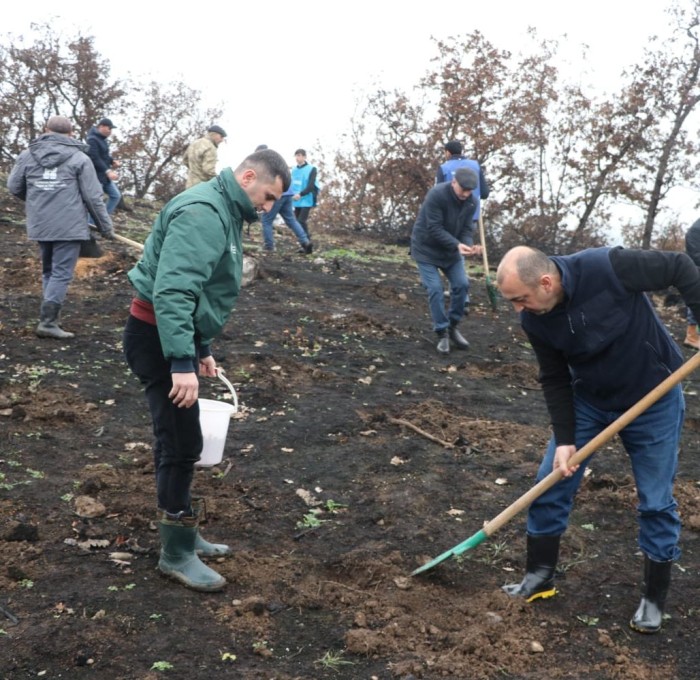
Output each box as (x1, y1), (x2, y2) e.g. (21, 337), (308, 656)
(7, 116), (113, 339)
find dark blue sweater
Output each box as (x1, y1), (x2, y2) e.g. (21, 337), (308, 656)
(522, 247), (700, 443)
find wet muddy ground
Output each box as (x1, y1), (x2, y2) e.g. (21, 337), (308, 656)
(1, 194), (699, 679)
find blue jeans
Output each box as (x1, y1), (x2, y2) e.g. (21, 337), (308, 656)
(88, 180), (121, 226)
(262, 195), (309, 250)
(104, 180), (121, 215)
(38, 240), (81, 304)
(123, 315), (203, 514)
(527, 387), (684, 562)
(416, 258), (469, 332)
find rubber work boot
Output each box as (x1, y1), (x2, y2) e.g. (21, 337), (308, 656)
(436, 330), (450, 354)
(684, 324), (700, 350)
(629, 555), (672, 634)
(448, 324), (470, 350)
(158, 512), (226, 592)
(36, 301), (74, 339)
(191, 498), (232, 557)
(502, 534), (560, 602)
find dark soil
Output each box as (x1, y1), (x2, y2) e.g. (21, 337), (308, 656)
(1, 191), (699, 680)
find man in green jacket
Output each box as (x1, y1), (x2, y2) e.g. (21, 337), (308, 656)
(123, 149), (290, 592)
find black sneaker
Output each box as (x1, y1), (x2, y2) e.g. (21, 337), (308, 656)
(302, 241), (313, 254)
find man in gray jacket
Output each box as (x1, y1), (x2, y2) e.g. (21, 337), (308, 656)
(8, 116), (114, 339)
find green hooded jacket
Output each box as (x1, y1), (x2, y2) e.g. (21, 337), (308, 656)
(127, 168), (258, 363)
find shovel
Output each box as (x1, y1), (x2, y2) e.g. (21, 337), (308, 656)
(89, 226), (145, 252)
(114, 233), (144, 251)
(478, 213), (498, 311)
(411, 349), (700, 576)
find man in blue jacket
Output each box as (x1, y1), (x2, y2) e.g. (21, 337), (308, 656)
(291, 149), (318, 238)
(411, 167), (482, 353)
(497, 245), (700, 634)
(124, 148), (289, 592)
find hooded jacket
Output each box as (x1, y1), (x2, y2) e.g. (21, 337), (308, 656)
(7, 133), (112, 240)
(127, 168), (257, 363)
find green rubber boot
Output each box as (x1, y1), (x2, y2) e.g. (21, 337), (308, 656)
(502, 534), (560, 602)
(191, 498), (232, 557)
(158, 513), (226, 592)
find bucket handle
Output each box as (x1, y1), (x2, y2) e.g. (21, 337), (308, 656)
(215, 368), (239, 413)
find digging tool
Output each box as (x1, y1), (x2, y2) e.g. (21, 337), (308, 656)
(89, 226), (145, 252)
(114, 233), (144, 251)
(478, 213), (498, 311)
(411, 349), (700, 576)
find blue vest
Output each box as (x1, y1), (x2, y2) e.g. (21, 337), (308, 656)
(440, 157), (483, 219)
(522, 248), (683, 411)
(292, 164), (317, 208)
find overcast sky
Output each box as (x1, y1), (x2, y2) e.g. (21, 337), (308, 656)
(5, 0), (678, 170)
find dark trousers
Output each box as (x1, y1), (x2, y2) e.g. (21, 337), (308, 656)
(294, 206), (313, 236)
(123, 315), (201, 514)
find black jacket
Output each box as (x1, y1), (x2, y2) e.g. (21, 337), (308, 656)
(410, 182), (476, 267)
(86, 126), (114, 188)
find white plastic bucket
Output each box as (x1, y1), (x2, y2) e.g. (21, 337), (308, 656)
(196, 370), (238, 467)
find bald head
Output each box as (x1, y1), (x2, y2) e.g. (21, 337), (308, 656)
(45, 116), (72, 135)
(497, 246), (556, 287)
(497, 246), (563, 314)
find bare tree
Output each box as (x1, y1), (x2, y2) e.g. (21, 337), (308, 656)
(116, 80), (223, 200)
(625, 2), (700, 248)
(0, 22), (124, 167)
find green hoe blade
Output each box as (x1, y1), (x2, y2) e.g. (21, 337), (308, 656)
(411, 529), (488, 576)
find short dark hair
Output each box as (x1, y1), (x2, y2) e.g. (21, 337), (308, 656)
(444, 140), (462, 156)
(294, 148), (307, 157)
(236, 149), (291, 192)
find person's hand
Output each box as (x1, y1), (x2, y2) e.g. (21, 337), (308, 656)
(458, 243), (482, 257)
(199, 355), (217, 378)
(101, 229), (115, 240)
(553, 444), (579, 478)
(107, 169), (119, 181)
(169, 372), (199, 408)
(293, 193), (301, 201)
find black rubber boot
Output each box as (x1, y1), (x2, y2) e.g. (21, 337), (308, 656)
(158, 511), (226, 592)
(36, 301), (74, 339)
(502, 534), (560, 602)
(448, 324), (470, 350)
(191, 498), (232, 557)
(629, 556), (672, 634)
(436, 330), (450, 354)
